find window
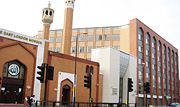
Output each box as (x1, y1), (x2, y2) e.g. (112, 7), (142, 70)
(3, 60), (25, 79)
(138, 58), (142, 64)
(103, 34), (107, 40)
(49, 37), (55, 42)
(87, 35), (94, 41)
(79, 29), (86, 32)
(78, 35), (86, 41)
(138, 46), (142, 52)
(71, 36), (76, 42)
(146, 50), (149, 55)
(138, 28), (143, 40)
(138, 34), (142, 40)
(49, 47), (55, 51)
(55, 47), (61, 52)
(96, 35), (102, 41)
(79, 47), (85, 53)
(87, 46), (93, 53)
(56, 37), (62, 42)
(71, 47), (76, 53)
(111, 35), (120, 40)
(87, 28), (94, 32)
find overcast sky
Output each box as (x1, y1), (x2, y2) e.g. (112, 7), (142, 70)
(0, 0), (180, 75)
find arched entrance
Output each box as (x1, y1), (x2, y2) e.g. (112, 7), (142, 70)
(62, 85), (71, 104)
(0, 60), (25, 104)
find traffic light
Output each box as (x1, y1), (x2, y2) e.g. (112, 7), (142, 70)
(144, 82), (150, 93)
(128, 78), (133, 92)
(84, 75), (91, 88)
(37, 63), (46, 83)
(46, 65), (54, 80)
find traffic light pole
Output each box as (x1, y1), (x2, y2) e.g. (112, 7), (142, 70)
(127, 89), (129, 107)
(89, 74), (92, 103)
(146, 92), (147, 107)
(43, 78), (48, 107)
(43, 64), (48, 107)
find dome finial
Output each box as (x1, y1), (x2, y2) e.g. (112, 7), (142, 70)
(48, 1), (51, 8)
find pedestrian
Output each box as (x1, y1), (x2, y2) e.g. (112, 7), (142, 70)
(31, 95), (35, 107)
(26, 95), (35, 107)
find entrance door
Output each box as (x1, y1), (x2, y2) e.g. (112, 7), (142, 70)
(62, 85), (70, 104)
(0, 60), (25, 104)
(1, 84), (23, 103)
(0, 77), (24, 103)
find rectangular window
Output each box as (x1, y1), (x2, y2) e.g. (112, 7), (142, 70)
(146, 62), (149, 67)
(146, 73), (149, 78)
(71, 47), (76, 53)
(87, 35), (94, 41)
(57, 30), (62, 34)
(138, 58), (142, 64)
(96, 35), (103, 41)
(49, 47), (55, 51)
(103, 34), (108, 40)
(146, 44), (149, 49)
(138, 46), (142, 52)
(79, 28), (86, 32)
(49, 37), (55, 42)
(55, 47), (61, 52)
(146, 39), (149, 44)
(50, 31), (55, 35)
(78, 35), (86, 41)
(79, 47), (85, 53)
(56, 37), (62, 42)
(138, 40), (143, 46)
(87, 28), (94, 32)
(111, 35), (120, 40)
(104, 27), (111, 34)
(138, 34), (142, 40)
(87, 46), (93, 53)
(152, 43), (155, 47)
(71, 36), (76, 42)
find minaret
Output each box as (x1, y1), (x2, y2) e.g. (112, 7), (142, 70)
(62, 0), (75, 54)
(42, 2), (54, 63)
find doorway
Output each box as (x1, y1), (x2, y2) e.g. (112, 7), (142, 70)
(0, 60), (25, 104)
(0, 78), (23, 103)
(62, 85), (71, 104)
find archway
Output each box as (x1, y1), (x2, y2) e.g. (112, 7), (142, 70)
(62, 85), (71, 105)
(0, 60), (25, 104)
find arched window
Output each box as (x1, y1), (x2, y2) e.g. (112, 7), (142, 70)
(145, 33), (150, 82)
(3, 60), (25, 79)
(163, 44), (167, 97)
(172, 50), (175, 97)
(158, 41), (162, 95)
(50, 11), (52, 16)
(167, 47), (171, 96)
(137, 28), (144, 94)
(45, 10), (48, 15)
(175, 52), (179, 101)
(152, 37), (157, 95)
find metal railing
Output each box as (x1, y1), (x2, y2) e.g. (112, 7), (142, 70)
(35, 101), (136, 107)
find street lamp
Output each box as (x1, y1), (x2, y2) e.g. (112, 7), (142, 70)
(73, 32), (87, 107)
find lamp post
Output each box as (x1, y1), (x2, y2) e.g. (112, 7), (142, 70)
(73, 32), (87, 107)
